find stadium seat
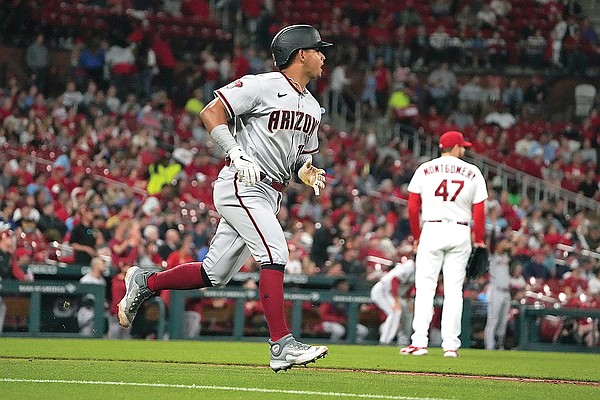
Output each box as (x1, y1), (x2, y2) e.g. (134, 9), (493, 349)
(574, 84), (597, 118)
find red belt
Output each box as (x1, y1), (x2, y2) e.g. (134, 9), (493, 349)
(261, 175), (287, 192)
(225, 159), (287, 192)
(426, 220), (469, 226)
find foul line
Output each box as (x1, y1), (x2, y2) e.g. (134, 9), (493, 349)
(0, 378), (447, 400)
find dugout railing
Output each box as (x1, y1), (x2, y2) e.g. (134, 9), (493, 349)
(2, 279), (600, 353)
(0, 280), (106, 338)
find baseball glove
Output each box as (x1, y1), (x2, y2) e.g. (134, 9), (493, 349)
(466, 246), (490, 279)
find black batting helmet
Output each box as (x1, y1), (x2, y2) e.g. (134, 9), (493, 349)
(271, 24), (333, 68)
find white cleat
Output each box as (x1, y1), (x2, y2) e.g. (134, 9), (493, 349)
(400, 345), (429, 356)
(117, 266), (154, 328)
(269, 334), (328, 372)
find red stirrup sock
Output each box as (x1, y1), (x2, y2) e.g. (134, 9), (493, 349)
(259, 266), (290, 342)
(147, 262), (209, 291)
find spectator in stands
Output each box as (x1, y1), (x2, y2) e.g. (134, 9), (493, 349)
(528, 132), (557, 164)
(428, 26), (451, 64)
(426, 62), (457, 115)
(448, 102), (475, 130)
(151, 32), (176, 95)
(395, 3), (422, 28)
(562, 152), (587, 192)
(109, 220), (142, 271)
(132, 36), (158, 101)
(139, 232), (165, 270)
(158, 228), (181, 261)
(455, 4), (475, 30)
(329, 61), (352, 117)
(476, 4), (497, 30)
(583, 224), (600, 252)
(373, 56), (392, 115)
(25, 33), (49, 95)
(159, 232), (201, 337)
(484, 104), (517, 130)
(0, 228), (33, 332)
(523, 29), (548, 69)
(104, 39), (137, 101)
(387, 82), (414, 121)
(578, 169), (599, 199)
(409, 25), (429, 69)
(158, 210), (179, 239)
(578, 137), (597, 167)
(563, 0), (583, 19)
(458, 76), (484, 118)
(431, 0), (452, 17)
(199, 50), (219, 103)
(69, 204), (97, 266)
(502, 78), (524, 116)
(319, 277), (369, 343)
(78, 257), (108, 336)
(310, 214), (334, 271)
(524, 248), (552, 281)
(338, 242), (365, 278)
(486, 31), (508, 68)
(523, 75), (547, 121)
(589, 268), (600, 295)
(184, 88), (205, 117)
(542, 159), (565, 187)
(78, 37), (106, 89)
(37, 199), (67, 242)
(360, 66), (378, 117)
(62, 80), (84, 110)
(489, 0), (512, 18)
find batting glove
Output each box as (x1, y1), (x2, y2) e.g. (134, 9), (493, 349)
(298, 157), (326, 195)
(229, 146), (261, 186)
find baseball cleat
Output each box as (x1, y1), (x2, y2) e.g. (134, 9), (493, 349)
(118, 266), (154, 328)
(443, 350), (459, 358)
(400, 345), (428, 356)
(269, 334), (328, 372)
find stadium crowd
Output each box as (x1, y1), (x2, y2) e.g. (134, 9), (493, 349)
(0, 0), (599, 346)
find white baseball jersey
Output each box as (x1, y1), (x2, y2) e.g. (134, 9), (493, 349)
(215, 72), (321, 183)
(376, 260), (415, 298)
(407, 156), (488, 222)
(370, 259), (415, 345)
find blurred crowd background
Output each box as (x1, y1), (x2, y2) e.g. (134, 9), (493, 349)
(0, 0), (599, 346)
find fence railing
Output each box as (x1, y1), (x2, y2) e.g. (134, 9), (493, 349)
(385, 123), (600, 215)
(2, 280), (599, 352)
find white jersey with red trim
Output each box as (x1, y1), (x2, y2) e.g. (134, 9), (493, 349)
(377, 259), (415, 298)
(407, 155), (487, 223)
(214, 71), (321, 183)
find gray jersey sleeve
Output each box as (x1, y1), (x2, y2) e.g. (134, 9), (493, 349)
(214, 75), (261, 118)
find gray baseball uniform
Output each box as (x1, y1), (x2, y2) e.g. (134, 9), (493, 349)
(484, 252), (511, 350)
(203, 72), (321, 286)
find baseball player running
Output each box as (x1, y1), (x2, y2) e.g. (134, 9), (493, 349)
(370, 249), (415, 345)
(400, 130), (487, 357)
(118, 24), (331, 372)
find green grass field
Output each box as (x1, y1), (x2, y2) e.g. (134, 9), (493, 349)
(0, 338), (598, 399)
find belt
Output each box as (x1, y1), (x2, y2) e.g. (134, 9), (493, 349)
(425, 220), (469, 226)
(225, 159), (287, 192)
(259, 174), (287, 192)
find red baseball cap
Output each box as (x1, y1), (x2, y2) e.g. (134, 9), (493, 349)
(439, 131), (472, 149)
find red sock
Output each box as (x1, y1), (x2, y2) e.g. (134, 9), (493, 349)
(147, 262), (207, 291)
(259, 268), (290, 342)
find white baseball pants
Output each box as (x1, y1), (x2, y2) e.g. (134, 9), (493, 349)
(411, 222), (471, 351)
